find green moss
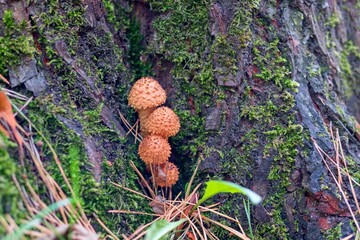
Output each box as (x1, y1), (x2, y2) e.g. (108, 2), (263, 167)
(323, 222), (343, 240)
(26, 0), (154, 235)
(148, 0), (220, 104)
(145, 1), (214, 183)
(346, 156), (360, 183)
(253, 38), (299, 91)
(291, 11), (304, 27)
(68, 145), (81, 202)
(81, 102), (118, 138)
(221, 147), (252, 179)
(0, 10), (35, 74)
(0, 134), (26, 236)
(241, 100), (279, 123)
(212, 34), (238, 76)
(265, 123), (303, 183)
(146, 1), (305, 238)
(27, 99), (151, 235)
(229, 1), (260, 47)
(339, 41), (360, 98)
(236, 19), (305, 237)
(126, 18), (153, 80)
(325, 13), (340, 28)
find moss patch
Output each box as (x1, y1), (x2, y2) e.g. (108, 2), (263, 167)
(24, 0), (153, 235)
(0, 133), (27, 236)
(339, 41), (360, 98)
(0, 10), (35, 75)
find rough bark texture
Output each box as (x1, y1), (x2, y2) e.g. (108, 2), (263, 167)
(1, 0), (360, 239)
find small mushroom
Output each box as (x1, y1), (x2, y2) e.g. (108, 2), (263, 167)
(144, 106), (180, 138)
(155, 162), (179, 187)
(128, 77), (167, 129)
(138, 135), (171, 165)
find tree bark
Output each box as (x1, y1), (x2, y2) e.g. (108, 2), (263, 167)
(1, 0), (360, 239)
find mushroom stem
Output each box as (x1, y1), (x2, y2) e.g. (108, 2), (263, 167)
(138, 107), (156, 135)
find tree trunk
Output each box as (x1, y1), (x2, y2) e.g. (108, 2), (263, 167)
(1, 0), (360, 239)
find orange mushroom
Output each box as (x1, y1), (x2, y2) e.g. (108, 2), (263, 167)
(155, 162), (179, 187)
(128, 77), (167, 126)
(138, 135), (171, 165)
(144, 106), (180, 138)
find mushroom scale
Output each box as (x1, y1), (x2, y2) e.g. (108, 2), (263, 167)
(138, 135), (171, 165)
(128, 77), (167, 110)
(144, 106), (180, 138)
(155, 162), (179, 187)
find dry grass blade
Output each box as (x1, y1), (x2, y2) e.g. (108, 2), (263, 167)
(199, 205), (239, 223)
(341, 234), (354, 240)
(1, 87), (28, 101)
(0, 96), (101, 239)
(118, 111), (142, 142)
(313, 140), (360, 186)
(337, 129), (360, 212)
(128, 220), (158, 240)
(163, 202), (205, 240)
(312, 126), (360, 232)
(116, 109), (252, 240)
(0, 216), (18, 235)
(196, 196), (207, 240)
(206, 228), (220, 240)
(14, 96), (33, 117)
(108, 210), (160, 217)
(111, 182), (155, 202)
(186, 156), (202, 198)
(202, 216), (250, 240)
(329, 126), (342, 185)
(93, 214), (120, 240)
(314, 141), (359, 229)
(122, 234), (131, 240)
(129, 161), (156, 198)
(149, 163), (157, 193)
(235, 217), (246, 236)
(12, 175), (35, 218)
(12, 104), (80, 203)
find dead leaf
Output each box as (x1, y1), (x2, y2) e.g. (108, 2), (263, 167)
(0, 91), (23, 159)
(149, 195), (165, 215)
(186, 231), (196, 240)
(0, 74), (10, 85)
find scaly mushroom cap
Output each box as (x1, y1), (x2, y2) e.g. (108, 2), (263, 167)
(138, 135), (171, 164)
(155, 162), (179, 187)
(144, 106), (180, 138)
(128, 77), (167, 110)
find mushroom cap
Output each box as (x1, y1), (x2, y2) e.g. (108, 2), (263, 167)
(144, 106), (180, 138)
(138, 135), (171, 164)
(155, 162), (179, 187)
(128, 77), (167, 110)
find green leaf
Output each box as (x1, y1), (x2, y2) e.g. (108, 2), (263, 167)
(145, 219), (186, 240)
(197, 180), (262, 207)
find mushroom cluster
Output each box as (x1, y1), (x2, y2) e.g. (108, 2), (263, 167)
(128, 77), (180, 187)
